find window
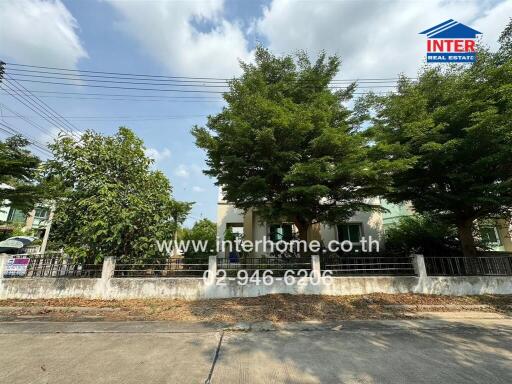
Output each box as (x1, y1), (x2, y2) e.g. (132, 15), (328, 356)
(337, 223), (363, 243)
(34, 207), (50, 221)
(480, 226), (501, 245)
(226, 223), (244, 239)
(269, 223), (294, 242)
(7, 208), (27, 224)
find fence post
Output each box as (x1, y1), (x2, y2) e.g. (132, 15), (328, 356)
(311, 254), (321, 278)
(101, 256), (116, 280)
(412, 254), (427, 278)
(208, 255), (217, 284)
(0, 253), (9, 280)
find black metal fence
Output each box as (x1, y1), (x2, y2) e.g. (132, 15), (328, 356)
(217, 256), (312, 277)
(114, 257), (209, 277)
(424, 252), (512, 276)
(3, 253), (102, 278)
(320, 253), (416, 276)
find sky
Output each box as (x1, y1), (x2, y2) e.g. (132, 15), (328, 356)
(0, 0), (511, 226)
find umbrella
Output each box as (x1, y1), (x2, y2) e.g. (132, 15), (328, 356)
(0, 236), (37, 254)
(9, 236), (37, 245)
(0, 239), (25, 249)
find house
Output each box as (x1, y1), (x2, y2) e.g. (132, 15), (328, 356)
(217, 188), (512, 256)
(216, 188), (383, 257)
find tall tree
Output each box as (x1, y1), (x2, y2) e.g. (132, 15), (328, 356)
(44, 128), (191, 261)
(0, 135), (42, 214)
(193, 47), (384, 241)
(364, 23), (512, 257)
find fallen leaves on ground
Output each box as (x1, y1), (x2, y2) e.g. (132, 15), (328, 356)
(0, 293), (510, 323)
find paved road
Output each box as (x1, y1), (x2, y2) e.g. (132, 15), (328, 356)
(1, 317), (511, 384)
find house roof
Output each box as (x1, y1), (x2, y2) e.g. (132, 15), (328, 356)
(420, 19), (482, 39)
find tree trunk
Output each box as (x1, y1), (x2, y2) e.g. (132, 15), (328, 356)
(294, 217), (309, 243)
(457, 218), (477, 257)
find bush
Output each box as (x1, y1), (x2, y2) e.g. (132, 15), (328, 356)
(384, 214), (460, 256)
(181, 218), (217, 259)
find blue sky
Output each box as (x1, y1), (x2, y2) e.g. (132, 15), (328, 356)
(0, 0), (511, 226)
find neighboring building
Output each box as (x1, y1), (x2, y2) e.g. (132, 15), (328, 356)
(381, 200), (512, 252)
(216, 189), (383, 257)
(0, 183), (51, 238)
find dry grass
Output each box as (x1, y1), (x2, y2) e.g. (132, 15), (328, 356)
(1, 294), (511, 323)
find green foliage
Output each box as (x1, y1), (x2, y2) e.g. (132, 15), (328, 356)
(170, 200), (194, 236)
(364, 22), (512, 256)
(193, 47), (385, 239)
(44, 127), (191, 262)
(0, 135), (43, 213)
(182, 218), (216, 259)
(0, 222), (27, 241)
(384, 215), (459, 256)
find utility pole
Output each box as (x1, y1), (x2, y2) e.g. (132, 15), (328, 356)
(40, 204), (55, 254)
(0, 61), (5, 84)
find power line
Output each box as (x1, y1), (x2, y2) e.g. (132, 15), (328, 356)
(0, 89), (222, 100)
(8, 77), (227, 94)
(4, 75), (82, 139)
(7, 67), (230, 84)
(0, 121), (52, 156)
(0, 114), (208, 121)
(0, 101), (54, 137)
(10, 72), (230, 88)
(5, 61), (233, 81)
(5, 61), (415, 83)
(6, 68), (407, 85)
(1, 80), (78, 139)
(7, 76), (397, 95)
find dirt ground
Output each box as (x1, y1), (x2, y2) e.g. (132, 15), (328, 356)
(1, 293), (511, 322)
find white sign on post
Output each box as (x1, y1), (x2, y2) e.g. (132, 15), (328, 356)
(4, 257), (30, 277)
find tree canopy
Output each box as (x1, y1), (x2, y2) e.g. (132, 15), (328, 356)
(193, 47), (385, 240)
(45, 127), (191, 261)
(0, 135), (43, 214)
(181, 218), (217, 259)
(364, 22), (512, 256)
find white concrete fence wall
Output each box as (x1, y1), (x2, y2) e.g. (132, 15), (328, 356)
(0, 254), (511, 300)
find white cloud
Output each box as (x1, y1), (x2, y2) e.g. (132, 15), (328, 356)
(473, 1), (512, 51)
(175, 164), (190, 178)
(0, 0), (87, 68)
(145, 147), (171, 162)
(105, 0), (253, 77)
(192, 186), (205, 193)
(256, 0), (510, 80)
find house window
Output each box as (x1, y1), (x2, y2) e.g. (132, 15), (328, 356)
(34, 207), (49, 221)
(269, 223), (294, 242)
(337, 223), (363, 243)
(480, 226), (501, 246)
(226, 223), (244, 239)
(6, 208), (26, 224)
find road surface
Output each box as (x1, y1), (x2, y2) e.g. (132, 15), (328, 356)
(0, 316), (511, 383)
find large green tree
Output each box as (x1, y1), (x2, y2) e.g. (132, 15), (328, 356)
(193, 48), (385, 241)
(45, 127), (191, 261)
(0, 135), (43, 214)
(365, 23), (512, 257)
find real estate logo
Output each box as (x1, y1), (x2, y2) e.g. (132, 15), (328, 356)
(420, 19), (482, 63)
